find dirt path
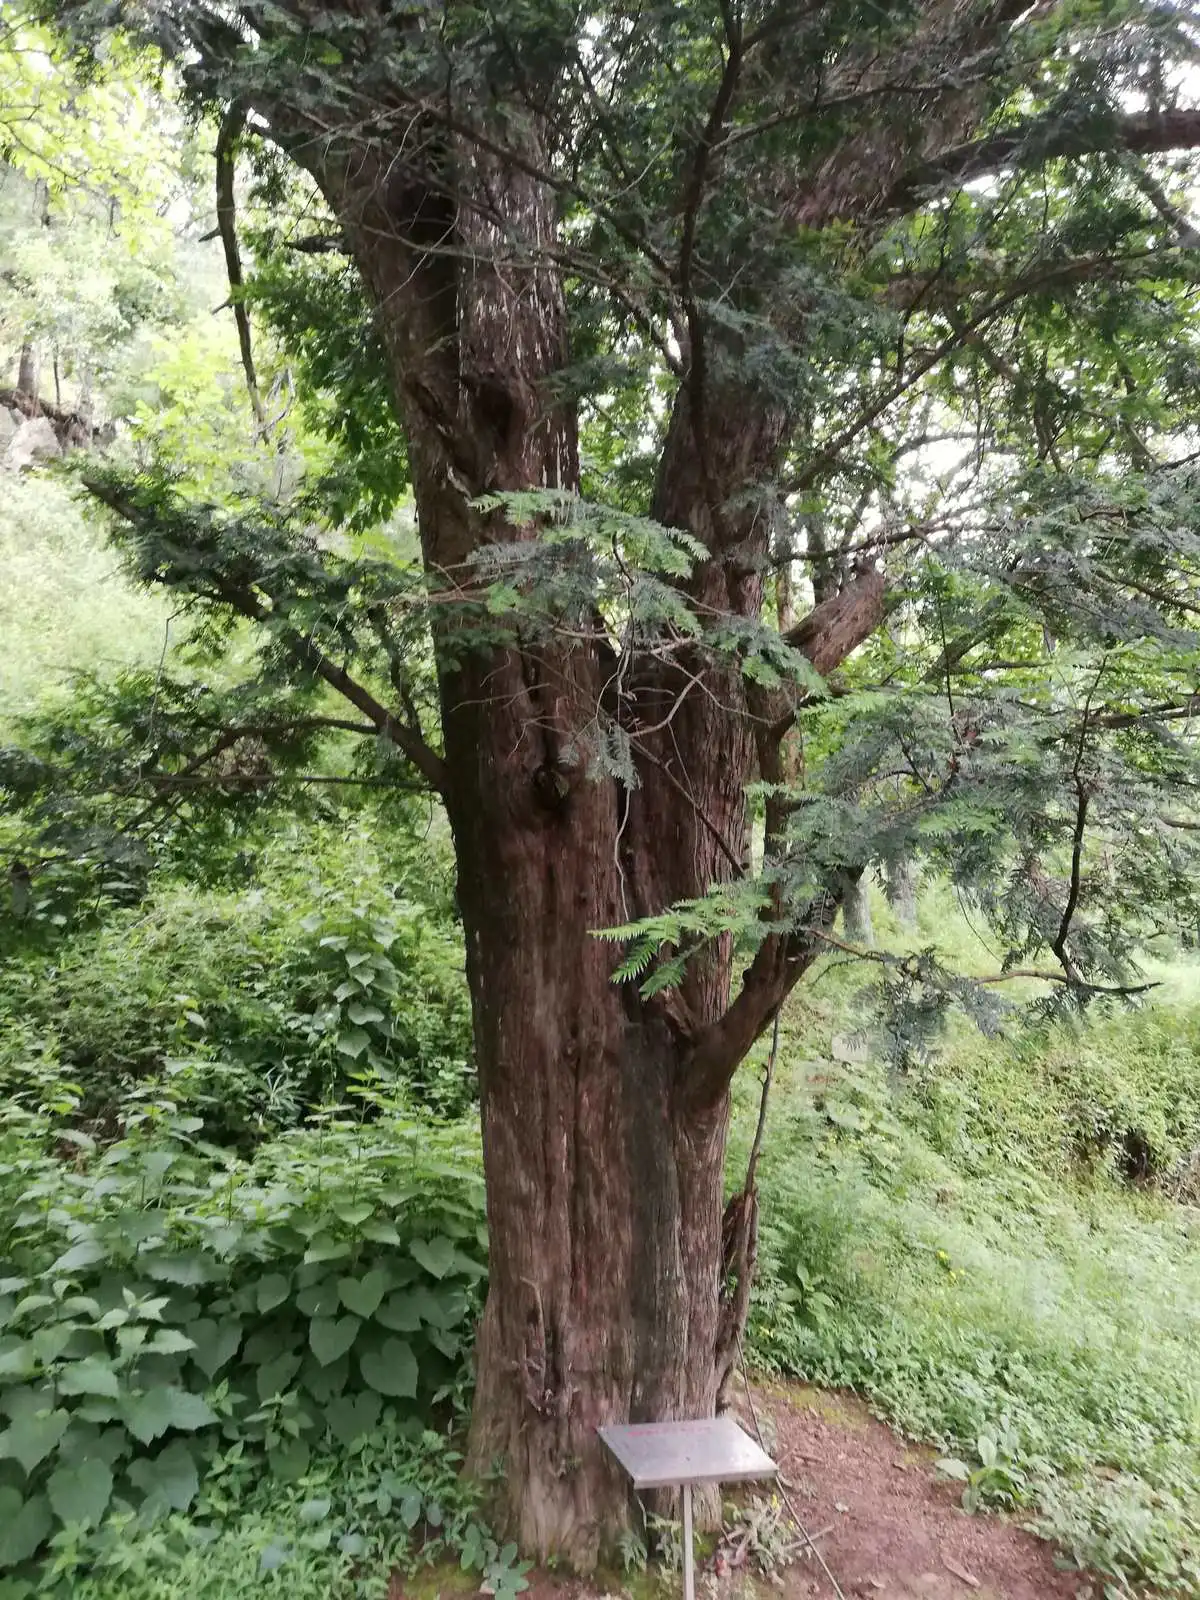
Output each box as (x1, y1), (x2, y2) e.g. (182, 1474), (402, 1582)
(727, 1380), (1090, 1600)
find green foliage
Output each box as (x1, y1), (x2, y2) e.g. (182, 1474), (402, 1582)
(738, 907), (1200, 1596)
(244, 230), (410, 530)
(0, 821), (473, 1133)
(0, 1073), (485, 1588)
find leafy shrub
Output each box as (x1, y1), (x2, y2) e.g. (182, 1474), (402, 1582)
(56, 1417), (530, 1600)
(0, 822), (474, 1138)
(0, 1082), (486, 1589)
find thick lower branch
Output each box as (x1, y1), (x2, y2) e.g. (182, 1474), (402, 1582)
(682, 887), (843, 1112)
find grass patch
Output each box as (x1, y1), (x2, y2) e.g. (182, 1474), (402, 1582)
(737, 894), (1200, 1596)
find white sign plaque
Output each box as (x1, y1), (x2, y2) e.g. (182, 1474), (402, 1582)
(599, 1416), (777, 1600)
(598, 1415), (776, 1489)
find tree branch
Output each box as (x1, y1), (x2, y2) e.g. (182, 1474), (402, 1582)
(85, 481), (449, 795)
(783, 563), (889, 679)
(215, 100), (267, 429)
(884, 107), (1200, 212)
(682, 886), (845, 1113)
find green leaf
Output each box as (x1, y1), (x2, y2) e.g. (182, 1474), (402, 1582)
(0, 1408), (69, 1474)
(346, 1002), (384, 1025)
(143, 1329), (196, 1356)
(186, 1318), (241, 1379)
(0, 1490), (51, 1569)
(57, 1359), (121, 1400)
(0, 1342), (34, 1381)
(29, 1302), (73, 1352)
(49, 1240), (106, 1275)
(259, 1543), (290, 1573)
(256, 1350), (303, 1402)
(296, 1280), (340, 1318)
(375, 1293), (422, 1333)
(309, 1315), (361, 1367)
(122, 1387), (217, 1444)
(299, 1497), (331, 1524)
(269, 1439), (311, 1483)
(46, 1458), (113, 1528)
(256, 1273), (291, 1314)
(409, 1236), (456, 1279)
(303, 1234), (352, 1265)
(338, 1270), (388, 1319)
(359, 1338), (418, 1398)
(139, 1251), (219, 1287)
(324, 1391), (381, 1450)
(301, 1353), (349, 1403)
(360, 1221), (400, 1247)
(335, 1026), (370, 1059)
(128, 1439), (198, 1512)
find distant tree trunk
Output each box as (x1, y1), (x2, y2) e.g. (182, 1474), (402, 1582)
(77, 361), (94, 427)
(886, 857), (919, 930)
(17, 342), (38, 402)
(775, 515), (799, 632)
(843, 875), (874, 947)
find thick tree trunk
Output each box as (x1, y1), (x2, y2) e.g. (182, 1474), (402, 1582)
(843, 874), (874, 947)
(320, 154), (741, 1560)
(16, 342), (38, 402)
(886, 857), (919, 930)
(300, 114), (872, 1568)
(415, 469), (736, 1562)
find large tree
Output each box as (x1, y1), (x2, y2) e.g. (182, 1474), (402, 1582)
(33, 0), (1200, 1564)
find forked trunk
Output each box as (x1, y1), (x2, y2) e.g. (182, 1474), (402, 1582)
(308, 131), (844, 1568)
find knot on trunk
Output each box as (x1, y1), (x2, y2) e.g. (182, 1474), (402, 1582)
(532, 760), (572, 814)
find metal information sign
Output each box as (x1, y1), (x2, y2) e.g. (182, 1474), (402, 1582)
(599, 1418), (776, 1600)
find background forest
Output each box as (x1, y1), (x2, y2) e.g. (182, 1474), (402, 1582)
(2, 4), (1200, 1598)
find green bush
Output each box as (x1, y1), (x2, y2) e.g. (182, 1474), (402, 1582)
(0, 1080), (486, 1590)
(0, 822), (474, 1138)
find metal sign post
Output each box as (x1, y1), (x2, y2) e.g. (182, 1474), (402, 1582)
(599, 1417), (777, 1600)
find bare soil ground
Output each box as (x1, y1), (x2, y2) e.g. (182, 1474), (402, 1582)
(395, 1379), (1095, 1600)
(723, 1379), (1091, 1600)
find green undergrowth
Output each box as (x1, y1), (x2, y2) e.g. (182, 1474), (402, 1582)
(0, 1077), (505, 1596)
(737, 895), (1200, 1598)
(0, 476), (173, 725)
(0, 821), (474, 1134)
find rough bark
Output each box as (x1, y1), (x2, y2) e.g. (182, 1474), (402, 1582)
(886, 857), (919, 930)
(183, 0), (1049, 1563)
(843, 875), (874, 948)
(16, 342), (38, 402)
